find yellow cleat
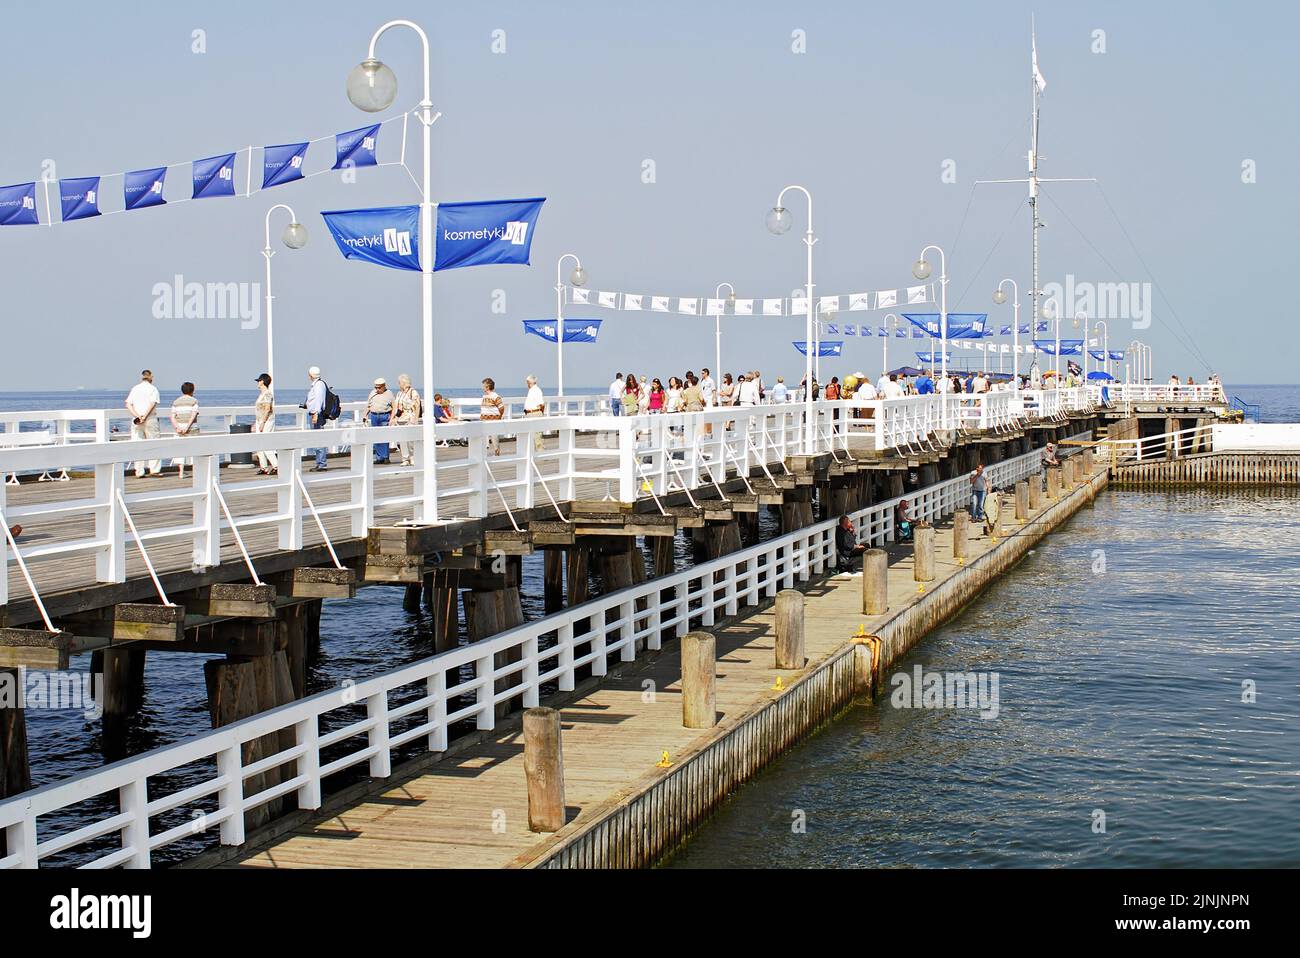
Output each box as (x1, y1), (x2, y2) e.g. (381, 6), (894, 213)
(655, 750), (673, 768)
(771, 676), (785, 691)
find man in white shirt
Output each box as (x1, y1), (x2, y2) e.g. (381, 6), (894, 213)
(608, 373), (624, 416)
(699, 368), (716, 407)
(882, 374), (905, 400)
(877, 371), (891, 395)
(304, 366), (329, 470)
(124, 369), (162, 477)
(738, 373), (760, 406)
(524, 374), (546, 451)
(770, 377), (789, 403)
(972, 372), (989, 394)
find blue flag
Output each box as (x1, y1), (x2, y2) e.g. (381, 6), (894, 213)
(263, 142), (308, 188)
(192, 152), (237, 199)
(844, 324), (856, 337)
(1109, 350), (1125, 361)
(895, 328), (908, 338)
(0, 182), (39, 225)
(434, 197), (544, 271)
(1000, 325), (1012, 335)
(124, 167), (167, 210)
(334, 125), (380, 170)
(793, 341), (843, 357)
(523, 319), (602, 343)
(321, 205), (421, 271)
(59, 176), (101, 221)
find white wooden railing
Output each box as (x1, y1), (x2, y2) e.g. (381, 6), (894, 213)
(1092, 383), (1226, 406)
(0, 443), (1059, 869)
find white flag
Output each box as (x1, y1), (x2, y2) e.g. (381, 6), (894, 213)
(734, 298), (754, 315)
(876, 289), (898, 309)
(818, 295), (840, 313)
(625, 294), (643, 311)
(790, 298), (809, 317)
(651, 296), (670, 312)
(906, 284), (928, 304)
(762, 298), (784, 316)
(598, 291), (618, 309)
(678, 297), (699, 315)
(571, 288), (590, 305)
(705, 298), (726, 315)
(1032, 28), (1047, 93)
(848, 292), (871, 311)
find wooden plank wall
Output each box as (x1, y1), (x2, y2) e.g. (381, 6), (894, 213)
(1113, 453), (1300, 486)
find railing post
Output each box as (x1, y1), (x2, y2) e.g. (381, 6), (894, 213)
(475, 650), (496, 730)
(278, 445), (303, 551)
(428, 669), (448, 751)
(416, 427), (439, 523)
(517, 431), (532, 509)
(350, 442), (374, 538)
(214, 741), (246, 847)
(557, 622), (576, 692)
(119, 777), (151, 869)
(617, 420), (636, 503)
(522, 634), (541, 707)
(95, 462), (126, 584)
(367, 689), (391, 778)
(559, 423), (576, 502)
(0, 479), (7, 606)
(469, 435), (489, 518)
(296, 715), (322, 811)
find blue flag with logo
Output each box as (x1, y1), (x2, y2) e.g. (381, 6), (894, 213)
(1109, 350), (1125, 361)
(334, 125), (380, 170)
(0, 182), (39, 225)
(523, 319), (602, 343)
(59, 176), (100, 221)
(434, 197), (544, 271)
(844, 324), (856, 337)
(263, 142), (308, 188)
(192, 152), (237, 199)
(793, 341), (843, 357)
(124, 167), (167, 210)
(321, 205), (421, 271)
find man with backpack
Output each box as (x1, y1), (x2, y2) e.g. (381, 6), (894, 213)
(302, 365), (332, 471)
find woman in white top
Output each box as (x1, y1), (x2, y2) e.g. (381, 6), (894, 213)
(170, 382), (200, 479)
(253, 373), (278, 475)
(392, 373), (422, 466)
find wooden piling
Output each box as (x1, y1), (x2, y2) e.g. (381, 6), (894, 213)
(952, 510), (969, 559)
(1015, 480), (1029, 521)
(862, 549), (888, 615)
(774, 590), (805, 670)
(543, 549), (564, 614)
(681, 631), (717, 729)
(1046, 466), (1061, 500)
(913, 525), (935, 582)
(522, 707), (566, 833)
(1028, 473), (1043, 510)
(0, 666), (31, 801)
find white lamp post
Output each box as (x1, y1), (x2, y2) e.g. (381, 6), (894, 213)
(348, 19), (438, 520)
(768, 185), (816, 453)
(1040, 297), (1060, 379)
(881, 313), (899, 378)
(913, 246), (947, 424)
(1073, 311), (1087, 381)
(261, 204), (307, 392)
(713, 282), (735, 381)
(1094, 319), (1109, 382)
(993, 279), (1020, 395)
(554, 253), (585, 399)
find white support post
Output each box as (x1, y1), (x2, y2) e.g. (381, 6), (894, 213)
(278, 447), (303, 551)
(428, 670), (448, 751)
(475, 651), (496, 730)
(295, 715), (322, 811)
(469, 436), (489, 518)
(119, 778), (151, 869)
(619, 598), (636, 661)
(558, 424), (576, 501)
(367, 690), (391, 779)
(95, 462), (126, 584)
(191, 455), (221, 570)
(216, 743), (245, 847)
(522, 635), (540, 708)
(617, 420), (636, 503)
(0, 478), (6, 607)
(557, 622), (576, 692)
(350, 443), (374, 538)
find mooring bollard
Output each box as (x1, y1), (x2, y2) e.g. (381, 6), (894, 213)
(523, 707), (566, 833)
(1029, 473), (1043, 510)
(952, 510), (969, 559)
(862, 548), (889, 615)
(1047, 466), (1061, 500)
(1015, 480), (1029, 520)
(913, 525), (936, 582)
(1082, 448), (1094, 475)
(774, 589), (805, 670)
(681, 631), (717, 729)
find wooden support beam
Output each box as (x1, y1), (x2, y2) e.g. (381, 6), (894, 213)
(183, 583), (277, 619)
(367, 521), (479, 557)
(275, 567), (357, 600)
(484, 529), (534, 556)
(530, 520), (576, 547)
(0, 629), (72, 670)
(361, 554), (426, 584)
(62, 603), (186, 644)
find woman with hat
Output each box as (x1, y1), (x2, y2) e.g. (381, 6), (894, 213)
(253, 373), (278, 475)
(366, 376), (395, 465)
(391, 373), (422, 466)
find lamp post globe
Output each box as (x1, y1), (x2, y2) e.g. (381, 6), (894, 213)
(992, 289), (1007, 306)
(347, 58), (398, 112)
(912, 259), (932, 281)
(569, 265), (587, 287)
(282, 222), (308, 250)
(766, 206), (793, 235)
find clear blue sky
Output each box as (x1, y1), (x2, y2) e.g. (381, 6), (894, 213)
(1, 0), (1295, 392)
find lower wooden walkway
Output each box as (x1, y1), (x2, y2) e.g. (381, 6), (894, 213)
(220, 477), (1075, 869)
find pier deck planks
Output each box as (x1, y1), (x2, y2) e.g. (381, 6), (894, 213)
(225, 485), (1062, 870)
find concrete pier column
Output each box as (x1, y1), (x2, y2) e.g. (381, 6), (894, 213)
(862, 549), (888, 615)
(1046, 466), (1061, 500)
(913, 526), (936, 582)
(523, 707), (566, 833)
(774, 590), (805, 670)
(681, 632), (717, 729)
(953, 510), (969, 559)
(1029, 473), (1043, 511)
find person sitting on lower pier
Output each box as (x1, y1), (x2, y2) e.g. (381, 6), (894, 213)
(895, 500), (914, 543)
(836, 514), (867, 572)
(1042, 442), (1060, 468)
